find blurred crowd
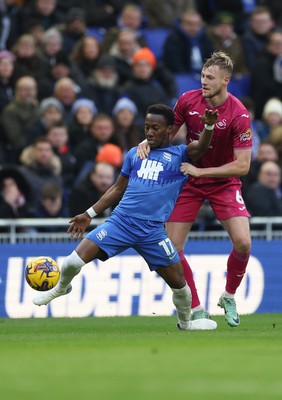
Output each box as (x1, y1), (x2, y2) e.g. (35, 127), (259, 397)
(1, 0), (282, 230)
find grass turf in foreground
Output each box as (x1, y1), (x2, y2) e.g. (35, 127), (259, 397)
(0, 314), (281, 400)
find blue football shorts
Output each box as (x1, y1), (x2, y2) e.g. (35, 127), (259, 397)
(85, 212), (180, 271)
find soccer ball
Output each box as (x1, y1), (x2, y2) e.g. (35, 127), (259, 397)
(25, 256), (60, 291)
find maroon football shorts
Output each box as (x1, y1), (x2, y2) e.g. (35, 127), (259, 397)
(168, 180), (250, 222)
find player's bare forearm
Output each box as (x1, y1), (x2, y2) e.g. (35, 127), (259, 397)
(181, 150), (252, 177)
(68, 175), (128, 240)
(90, 175), (128, 215)
(187, 109), (218, 161)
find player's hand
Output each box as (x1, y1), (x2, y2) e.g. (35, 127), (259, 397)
(67, 213), (91, 240)
(137, 139), (150, 159)
(199, 109), (219, 126)
(180, 162), (201, 177)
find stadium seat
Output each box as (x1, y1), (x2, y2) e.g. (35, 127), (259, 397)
(174, 73), (251, 99)
(228, 75), (251, 98)
(142, 28), (170, 60)
(174, 74), (201, 97)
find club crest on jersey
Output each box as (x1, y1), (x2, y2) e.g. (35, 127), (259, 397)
(239, 129), (252, 142)
(216, 119), (227, 129)
(96, 229), (108, 241)
(163, 152), (172, 162)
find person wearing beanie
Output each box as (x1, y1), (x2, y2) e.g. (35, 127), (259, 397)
(259, 97), (282, 140)
(71, 98), (97, 115)
(69, 98), (98, 148)
(132, 47), (157, 69)
(39, 97), (64, 115)
(262, 97), (282, 121)
(96, 143), (123, 167)
(112, 97), (143, 152)
(120, 46), (170, 121)
(27, 97), (64, 145)
(112, 97), (137, 117)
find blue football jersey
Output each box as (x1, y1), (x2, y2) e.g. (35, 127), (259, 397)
(113, 145), (189, 222)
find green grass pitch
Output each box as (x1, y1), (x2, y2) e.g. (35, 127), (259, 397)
(0, 314), (281, 400)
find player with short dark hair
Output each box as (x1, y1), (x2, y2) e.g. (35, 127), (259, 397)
(33, 103), (218, 331)
(138, 51), (253, 327)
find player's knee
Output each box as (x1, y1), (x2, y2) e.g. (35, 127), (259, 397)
(234, 237), (251, 254)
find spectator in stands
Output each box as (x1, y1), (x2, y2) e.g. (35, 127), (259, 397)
(59, 7), (87, 54)
(19, 137), (63, 205)
(25, 19), (46, 47)
(242, 7), (275, 72)
(45, 121), (76, 188)
(53, 77), (82, 125)
(196, 0), (248, 34)
(260, 97), (282, 140)
(36, 28), (63, 70)
(37, 52), (85, 100)
(143, 0), (195, 28)
(2, 75), (39, 161)
(12, 34), (45, 81)
(27, 96), (64, 144)
(71, 36), (101, 79)
(208, 12), (249, 77)
(251, 31), (282, 118)
(240, 97), (262, 159)
(20, 0), (64, 33)
(74, 113), (120, 174)
(96, 143), (123, 169)
(68, 161), (116, 217)
(0, 165), (35, 218)
(85, 54), (121, 115)
(241, 141), (279, 198)
(256, 0), (282, 26)
(245, 161), (282, 216)
(102, 4), (146, 52)
(68, 98), (97, 148)
(163, 9), (214, 74)
(108, 28), (141, 84)
(33, 183), (69, 228)
(112, 97), (142, 152)
(268, 125), (282, 168)
(0, 50), (16, 114)
(120, 47), (170, 121)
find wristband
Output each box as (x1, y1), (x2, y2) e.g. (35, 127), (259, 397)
(204, 124), (215, 130)
(86, 207), (97, 218)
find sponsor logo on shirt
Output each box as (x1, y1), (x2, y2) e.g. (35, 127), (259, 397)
(239, 129), (252, 142)
(189, 111), (199, 115)
(241, 114), (250, 118)
(96, 229), (108, 241)
(216, 119), (227, 129)
(137, 159), (164, 181)
(163, 152), (172, 162)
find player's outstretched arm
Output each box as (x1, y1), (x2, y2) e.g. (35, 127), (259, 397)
(187, 109), (218, 161)
(181, 148), (252, 178)
(68, 175), (128, 240)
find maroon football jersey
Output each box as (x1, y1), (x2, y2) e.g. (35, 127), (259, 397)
(174, 89), (252, 185)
